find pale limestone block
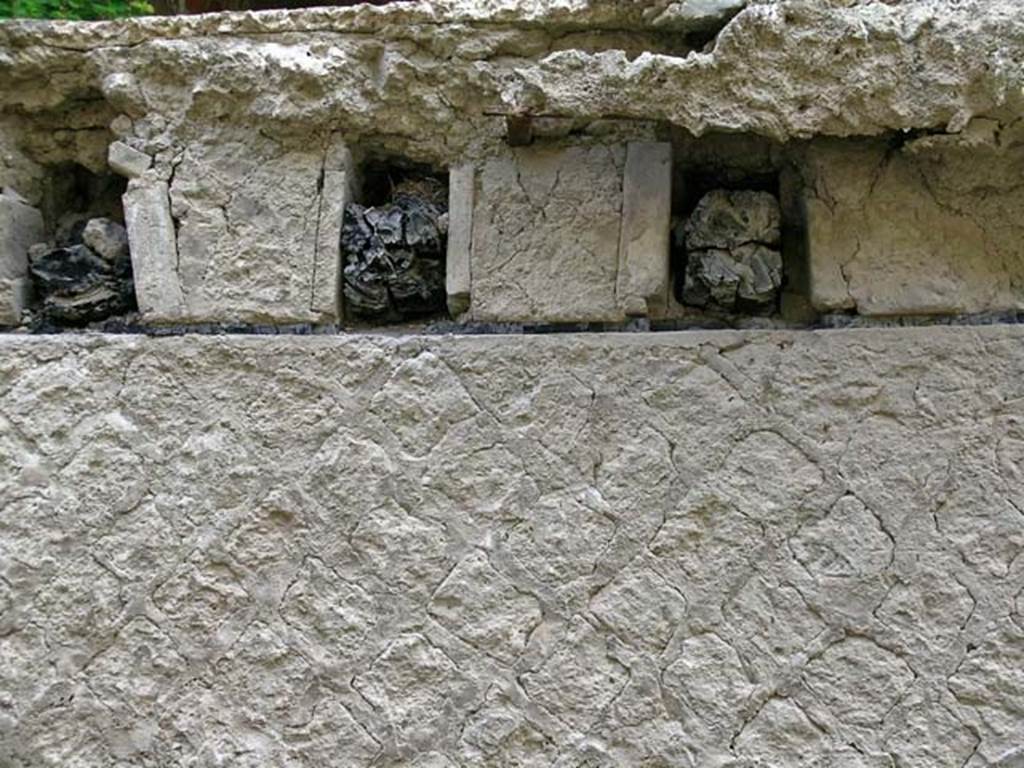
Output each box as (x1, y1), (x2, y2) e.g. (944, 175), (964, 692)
(168, 132), (326, 323)
(312, 137), (354, 320)
(616, 141), (671, 316)
(123, 179), (185, 320)
(471, 145), (625, 323)
(107, 141), (152, 179)
(804, 137), (1024, 316)
(445, 163), (474, 318)
(0, 194), (44, 325)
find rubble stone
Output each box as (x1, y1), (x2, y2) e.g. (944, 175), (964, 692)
(53, 213), (90, 249)
(28, 217), (135, 325)
(680, 189), (784, 310)
(81, 217), (128, 263)
(684, 190), (780, 251)
(107, 141), (151, 179)
(341, 177), (448, 320)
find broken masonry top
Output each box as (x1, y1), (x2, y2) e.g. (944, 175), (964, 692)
(1, 0), (1021, 144)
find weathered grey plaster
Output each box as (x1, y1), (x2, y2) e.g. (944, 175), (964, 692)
(1, 327), (1022, 766)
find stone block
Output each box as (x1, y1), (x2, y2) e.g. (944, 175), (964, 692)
(167, 132), (331, 324)
(803, 135), (1024, 316)
(123, 179), (185, 320)
(107, 141), (152, 179)
(470, 144), (626, 324)
(311, 169), (353, 319)
(310, 139), (353, 320)
(0, 193), (44, 325)
(616, 142), (671, 317)
(445, 163), (474, 318)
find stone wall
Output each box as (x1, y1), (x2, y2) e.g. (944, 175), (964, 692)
(3, 0), (1024, 328)
(2, 327), (1024, 766)
(4, 2), (1024, 765)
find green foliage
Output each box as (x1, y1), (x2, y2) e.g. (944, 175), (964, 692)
(0, 0), (154, 20)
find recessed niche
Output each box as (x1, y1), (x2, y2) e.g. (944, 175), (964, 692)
(341, 157), (450, 323)
(669, 131), (807, 320)
(27, 163), (136, 327)
(40, 162), (127, 238)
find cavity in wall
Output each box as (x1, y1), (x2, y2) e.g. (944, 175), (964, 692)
(1, 161), (136, 329)
(340, 156), (451, 324)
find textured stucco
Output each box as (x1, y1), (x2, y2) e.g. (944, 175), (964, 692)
(2, 327), (1024, 766)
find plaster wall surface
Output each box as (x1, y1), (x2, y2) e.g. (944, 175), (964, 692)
(1, 327), (1023, 766)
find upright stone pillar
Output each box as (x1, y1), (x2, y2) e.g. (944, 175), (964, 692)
(123, 179), (186, 320)
(311, 140), (355, 321)
(446, 163), (474, 318)
(616, 142), (672, 317)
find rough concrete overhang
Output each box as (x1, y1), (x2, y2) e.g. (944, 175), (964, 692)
(1, 0), (1022, 152)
